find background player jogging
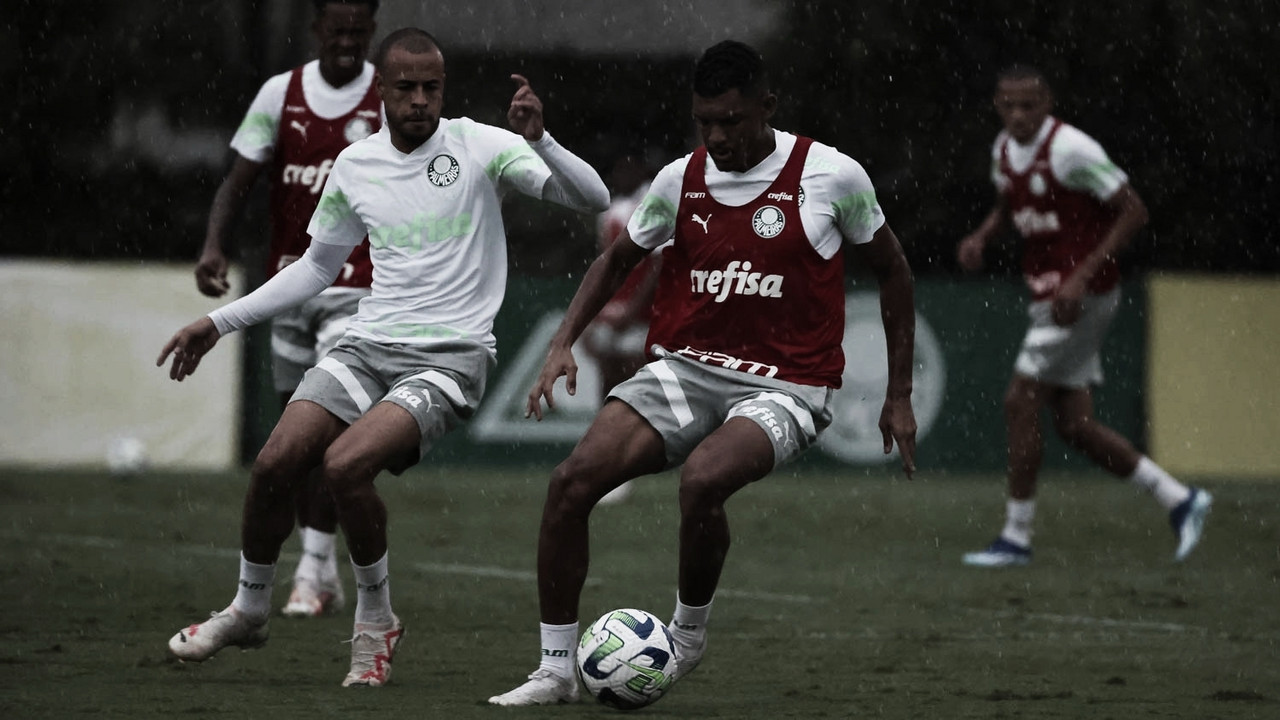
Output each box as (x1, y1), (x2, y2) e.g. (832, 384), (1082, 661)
(956, 65), (1212, 568)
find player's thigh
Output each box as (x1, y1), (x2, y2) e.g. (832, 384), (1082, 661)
(680, 417), (775, 500)
(256, 400), (348, 477)
(1048, 385), (1096, 431)
(559, 399), (667, 485)
(323, 401), (421, 487)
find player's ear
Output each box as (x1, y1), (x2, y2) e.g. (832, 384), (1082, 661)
(761, 91), (778, 121)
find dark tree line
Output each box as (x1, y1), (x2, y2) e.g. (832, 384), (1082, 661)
(4, 0), (1276, 275)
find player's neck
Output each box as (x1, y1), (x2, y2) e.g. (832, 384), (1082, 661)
(319, 64), (362, 90)
(736, 126), (777, 173)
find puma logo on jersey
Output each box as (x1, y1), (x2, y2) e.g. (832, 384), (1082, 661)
(281, 159), (333, 194)
(1011, 207), (1061, 235)
(692, 213), (711, 233)
(290, 120), (309, 140)
(689, 260), (783, 302)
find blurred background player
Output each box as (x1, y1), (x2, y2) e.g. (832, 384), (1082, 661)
(193, 0), (380, 616)
(581, 151), (663, 505)
(956, 65), (1212, 568)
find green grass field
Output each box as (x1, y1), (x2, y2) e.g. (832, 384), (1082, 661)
(1, 465), (1275, 719)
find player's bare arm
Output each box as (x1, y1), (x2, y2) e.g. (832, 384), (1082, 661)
(957, 192), (1009, 272)
(854, 224), (918, 478)
(196, 155), (265, 297)
(507, 74), (545, 141)
(525, 233), (650, 420)
(156, 316), (220, 382)
(1051, 183), (1148, 326)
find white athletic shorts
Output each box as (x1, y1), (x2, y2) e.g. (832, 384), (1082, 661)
(290, 338), (494, 473)
(269, 288), (370, 392)
(608, 347), (834, 470)
(1014, 287), (1120, 388)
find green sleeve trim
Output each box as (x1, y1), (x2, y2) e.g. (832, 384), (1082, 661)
(485, 144), (540, 182)
(313, 189), (355, 231)
(1065, 160), (1121, 195)
(832, 190), (880, 234)
(238, 111), (276, 148)
(630, 194), (677, 237)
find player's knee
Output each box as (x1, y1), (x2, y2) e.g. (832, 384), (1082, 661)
(547, 455), (608, 515)
(677, 466), (730, 516)
(1053, 414), (1092, 446)
(318, 448), (378, 500)
(250, 442), (304, 495)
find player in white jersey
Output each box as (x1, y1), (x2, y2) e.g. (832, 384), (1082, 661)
(194, 0), (381, 619)
(157, 28), (609, 688)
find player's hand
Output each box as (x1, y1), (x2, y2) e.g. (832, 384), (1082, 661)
(195, 250), (231, 297)
(156, 316), (220, 381)
(1051, 276), (1086, 326)
(879, 394), (917, 479)
(507, 74), (545, 142)
(526, 343), (578, 421)
(956, 234), (987, 272)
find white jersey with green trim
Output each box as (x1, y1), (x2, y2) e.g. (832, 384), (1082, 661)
(628, 130), (886, 260)
(307, 117), (554, 351)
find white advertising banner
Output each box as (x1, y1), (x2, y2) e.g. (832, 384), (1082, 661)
(0, 260), (243, 471)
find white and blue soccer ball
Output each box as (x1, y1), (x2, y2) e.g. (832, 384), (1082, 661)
(576, 608), (679, 710)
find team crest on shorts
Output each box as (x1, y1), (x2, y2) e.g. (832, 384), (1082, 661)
(752, 205), (785, 238)
(343, 117), (375, 143)
(427, 154), (461, 187)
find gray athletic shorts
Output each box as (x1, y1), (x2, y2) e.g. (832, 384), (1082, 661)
(270, 288), (370, 392)
(1014, 287), (1120, 388)
(290, 337), (494, 472)
(608, 347), (834, 470)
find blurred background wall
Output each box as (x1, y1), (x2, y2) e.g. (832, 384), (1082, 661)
(3, 0), (1276, 476)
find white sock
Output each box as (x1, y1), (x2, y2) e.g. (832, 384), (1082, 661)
(538, 621), (579, 677)
(1000, 498), (1036, 548)
(1129, 456), (1191, 510)
(351, 553), (394, 627)
(670, 595), (712, 643)
(231, 554), (274, 622)
(295, 527), (337, 582)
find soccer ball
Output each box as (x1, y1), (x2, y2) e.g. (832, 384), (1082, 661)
(576, 608), (679, 710)
(106, 436), (148, 475)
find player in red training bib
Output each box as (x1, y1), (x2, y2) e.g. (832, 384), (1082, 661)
(192, 0), (381, 619)
(491, 40), (917, 706)
(956, 65), (1212, 568)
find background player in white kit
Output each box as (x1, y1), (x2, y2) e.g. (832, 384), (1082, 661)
(490, 40), (917, 706)
(193, 0), (381, 618)
(956, 65), (1212, 567)
(158, 28), (609, 688)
